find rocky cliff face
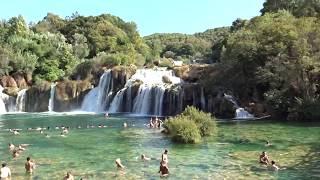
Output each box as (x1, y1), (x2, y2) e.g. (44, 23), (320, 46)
(25, 82), (51, 112)
(54, 80), (92, 112)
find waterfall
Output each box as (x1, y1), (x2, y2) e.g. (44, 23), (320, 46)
(224, 93), (254, 119)
(108, 88), (126, 113)
(81, 70), (113, 112)
(200, 87), (206, 110)
(0, 85), (6, 114)
(48, 83), (56, 112)
(108, 68), (182, 115)
(16, 89), (27, 112)
(235, 108), (254, 119)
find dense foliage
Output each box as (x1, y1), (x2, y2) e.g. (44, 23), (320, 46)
(0, 13), (150, 82)
(144, 27), (230, 64)
(164, 106), (217, 143)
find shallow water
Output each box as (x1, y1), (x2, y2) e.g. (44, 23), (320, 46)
(0, 113), (319, 179)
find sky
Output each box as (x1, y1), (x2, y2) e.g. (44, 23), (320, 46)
(0, 0), (265, 36)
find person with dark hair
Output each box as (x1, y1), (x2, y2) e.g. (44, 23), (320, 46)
(159, 161), (169, 177)
(25, 157), (35, 173)
(115, 158), (125, 169)
(141, 154), (151, 161)
(8, 143), (15, 152)
(270, 160), (279, 171)
(12, 150), (19, 158)
(63, 171), (74, 180)
(259, 151), (270, 165)
(0, 163), (11, 179)
(161, 149), (169, 164)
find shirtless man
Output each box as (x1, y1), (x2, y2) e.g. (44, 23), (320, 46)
(0, 163), (11, 180)
(25, 157), (35, 173)
(259, 151), (270, 165)
(63, 172), (74, 180)
(161, 149), (169, 164)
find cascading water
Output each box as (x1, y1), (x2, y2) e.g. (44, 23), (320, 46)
(224, 93), (254, 119)
(81, 70), (113, 112)
(0, 85), (6, 114)
(48, 83), (56, 112)
(16, 89), (27, 112)
(108, 68), (182, 115)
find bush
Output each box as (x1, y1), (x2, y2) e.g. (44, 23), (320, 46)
(164, 116), (201, 144)
(164, 106), (217, 143)
(181, 106), (217, 136)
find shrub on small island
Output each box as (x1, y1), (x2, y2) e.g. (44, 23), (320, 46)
(164, 106), (217, 144)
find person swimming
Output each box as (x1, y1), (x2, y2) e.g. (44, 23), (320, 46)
(265, 140), (272, 147)
(141, 154), (151, 161)
(123, 123), (128, 128)
(8, 143), (15, 151)
(115, 158), (125, 169)
(63, 171), (74, 180)
(12, 150), (19, 158)
(259, 151), (270, 165)
(25, 157), (36, 173)
(270, 160), (280, 171)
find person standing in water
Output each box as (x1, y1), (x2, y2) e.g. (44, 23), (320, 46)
(161, 149), (169, 164)
(25, 157), (36, 173)
(159, 161), (169, 177)
(259, 151), (270, 165)
(0, 163), (11, 180)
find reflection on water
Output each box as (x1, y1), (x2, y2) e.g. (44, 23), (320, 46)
(0, 114), (319, 179)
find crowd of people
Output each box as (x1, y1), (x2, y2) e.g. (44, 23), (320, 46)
(147, 116), (163, 129)
(0, 115), (283, 179)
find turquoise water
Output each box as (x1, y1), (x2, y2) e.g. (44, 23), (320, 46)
(0, 113), (319, 179)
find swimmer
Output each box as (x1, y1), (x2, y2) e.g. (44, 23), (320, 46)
(161, 149), (169, 164)
(62, 128), (69, 134)
(8, 143), (15, 151)
(13, 130), (20, 135)
(55, 126), (60, 130)
(115, 158), (125, 169)
(123, 123), (128, 128)
(270, 160), (279, 171)
(63, 171), (74, 180)
(40, 130), (44, 134)
(18, 145), (26, 151)
(25, 157), (36, 173)
(141, 154), (151, 161)
(60, 133), (66, 137)
(265, 141), (272, 147)
(12, 150), (19, 158)
(105, 112), (109, 117)
(259, 151), (270, 165)
(45, 134), (50, 138)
